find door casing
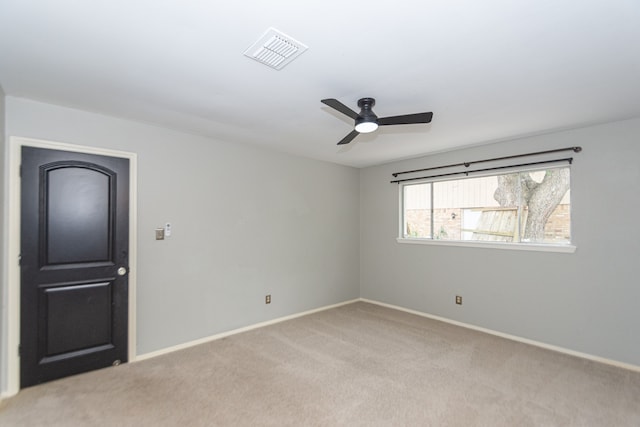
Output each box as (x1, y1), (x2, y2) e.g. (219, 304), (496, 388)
(3, 136), (137, 397)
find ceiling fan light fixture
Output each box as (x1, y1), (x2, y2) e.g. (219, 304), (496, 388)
(355, 120), (378, 133)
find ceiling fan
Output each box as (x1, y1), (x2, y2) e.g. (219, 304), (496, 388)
(321, 98), (433, 145)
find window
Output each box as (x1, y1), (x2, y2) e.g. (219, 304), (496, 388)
(401, 166), (571, 246)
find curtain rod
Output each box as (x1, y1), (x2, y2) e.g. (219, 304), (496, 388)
(390, 158), (573, 184)
(391, 146), (582, 178)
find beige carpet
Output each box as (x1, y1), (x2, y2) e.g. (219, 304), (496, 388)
(1, 302), (639, 426)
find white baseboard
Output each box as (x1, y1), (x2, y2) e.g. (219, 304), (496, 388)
(136, 299), (360, 362)
(361, 298), (640, 373)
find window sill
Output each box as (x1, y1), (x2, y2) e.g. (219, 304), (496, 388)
(396, 238), (576, 253)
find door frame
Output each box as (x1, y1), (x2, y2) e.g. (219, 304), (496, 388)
(4, 136), (137, 397)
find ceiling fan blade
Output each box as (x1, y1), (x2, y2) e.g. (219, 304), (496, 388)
(337, 130), (360, 145)
(321, 98), (359, 120)
(377, 112), (433, 126)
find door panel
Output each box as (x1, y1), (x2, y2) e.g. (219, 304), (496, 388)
(41, 281), (113, 357)
(21, 146), (129, 388)
(45, 165), (113, 264)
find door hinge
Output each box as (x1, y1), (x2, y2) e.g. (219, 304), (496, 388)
(19, 164), (22, 177)
(18, 254), (22, 265)
(18, 344), (22, 357)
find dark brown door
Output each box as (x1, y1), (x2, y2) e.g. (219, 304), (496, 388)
(20, 146), (129, 388)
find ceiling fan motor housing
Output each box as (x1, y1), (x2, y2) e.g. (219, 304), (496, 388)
(355, 98), (378, 132)
(357, 97), (376, 109)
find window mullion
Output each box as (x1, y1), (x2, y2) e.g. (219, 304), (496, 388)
(430, 182), (434, 239)
(516, 172), (522, 243)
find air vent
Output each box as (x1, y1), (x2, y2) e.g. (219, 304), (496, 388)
(244, 28), (308, 70)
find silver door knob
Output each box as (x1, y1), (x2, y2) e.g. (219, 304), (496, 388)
(117, 267), (127, 276)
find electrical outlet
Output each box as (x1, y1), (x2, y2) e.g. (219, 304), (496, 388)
(455, 295), (462, 305)
(265, 295), (271, 304)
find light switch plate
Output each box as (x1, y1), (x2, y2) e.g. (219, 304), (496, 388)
(155, 228), (165, 240)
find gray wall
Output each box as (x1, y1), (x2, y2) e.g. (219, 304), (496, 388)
(3, 97), (360, 357)
(361, 118), (640, 366)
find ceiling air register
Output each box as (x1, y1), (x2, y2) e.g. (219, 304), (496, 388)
(244, 28), (308, 70)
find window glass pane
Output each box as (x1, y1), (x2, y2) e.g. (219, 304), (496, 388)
(403, 183), (431, 238)
(434, 174), (519, 242)
(519, 168), (571, 244)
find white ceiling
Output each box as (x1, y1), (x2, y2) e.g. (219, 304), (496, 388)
(1, 1), (639, 168)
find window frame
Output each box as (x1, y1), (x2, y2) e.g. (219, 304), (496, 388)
(397, 164), (576, 253)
